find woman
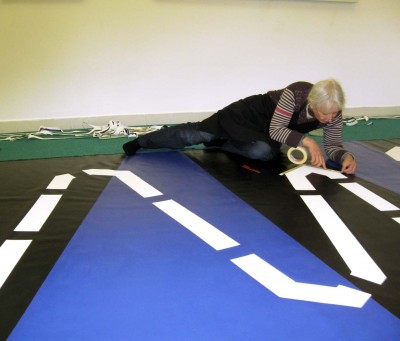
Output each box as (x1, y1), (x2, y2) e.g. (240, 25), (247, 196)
(123, 78), (356, 174)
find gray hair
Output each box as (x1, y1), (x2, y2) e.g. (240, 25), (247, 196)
(308, 78), (346, 111)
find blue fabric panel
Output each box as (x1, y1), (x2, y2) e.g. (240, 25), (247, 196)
(344, 141), (400, 195)
(9, 152), (400, 340)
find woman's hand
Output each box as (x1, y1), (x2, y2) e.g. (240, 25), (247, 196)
(341, 154), (357, 174)
(301, 137), (326, 169)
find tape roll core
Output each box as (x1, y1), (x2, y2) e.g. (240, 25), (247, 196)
(287, 147), (308, 165)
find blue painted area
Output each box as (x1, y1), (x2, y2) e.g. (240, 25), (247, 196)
(344, 141), (400, 195)
(10, 152), (400, 340)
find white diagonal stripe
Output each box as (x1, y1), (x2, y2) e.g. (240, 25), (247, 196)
(301, 195), (386, 284)
(153, 199), (239, 251)
(47, 174), (75, 190)
(340, 182), (399, 211)
(14, 195), (62, 232)
(0, 240), (32, 288)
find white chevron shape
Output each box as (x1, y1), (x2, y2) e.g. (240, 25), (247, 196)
(281, 165), (347, 191)
(83, 169), (163, 198)
(231, 254), (371, 308)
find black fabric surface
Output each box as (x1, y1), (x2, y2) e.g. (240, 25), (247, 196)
(0, 155), (124, 340)
(1, 141), (399, 339)
(184, 148), (400, 318)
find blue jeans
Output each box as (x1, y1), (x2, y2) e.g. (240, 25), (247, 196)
(221, 140), (280, 161)
(138, 122), (280, 161)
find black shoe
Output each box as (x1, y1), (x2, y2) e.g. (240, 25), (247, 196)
(123, 139), (140, 155)
(203, 138), (226, 148)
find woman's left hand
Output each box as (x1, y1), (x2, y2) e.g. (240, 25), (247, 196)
(341, 154), (357, 174)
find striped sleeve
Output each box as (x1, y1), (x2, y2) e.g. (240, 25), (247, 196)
(323, 113), (348, 163)
(269, 88), (304, 147)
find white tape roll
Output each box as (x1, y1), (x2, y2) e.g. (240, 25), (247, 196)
(287, 147), (308, 165)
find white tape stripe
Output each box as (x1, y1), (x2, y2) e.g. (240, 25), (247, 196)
(83, 169), (118, 176)
(340, 182), (399, 211)
(47, 174), (75, 190)
(282, 165), (347, 191)
(0, 240), (32, 288)
(301, 195), (386, 284)
(14, 195), (62, 232)
(231, 254), (370, 307)
(116, 171), (163, 198)
(83, 169), (162, 198)
(393, 217), (400, 224)
(153, 199), (239, 251)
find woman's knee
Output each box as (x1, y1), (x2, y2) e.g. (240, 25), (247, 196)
(246, 141), (279, 161)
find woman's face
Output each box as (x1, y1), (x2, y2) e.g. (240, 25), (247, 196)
(312, 103), (341, 124)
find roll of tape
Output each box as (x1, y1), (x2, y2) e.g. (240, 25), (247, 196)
(287, 147), (308, 165)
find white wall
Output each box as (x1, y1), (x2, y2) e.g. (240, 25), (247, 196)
(0, 0), (399, 131)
